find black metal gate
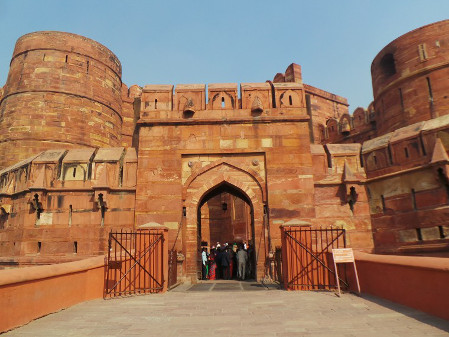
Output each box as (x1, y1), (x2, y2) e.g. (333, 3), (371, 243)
(281, 226), (348, 291)
(105, 229), (165, 298)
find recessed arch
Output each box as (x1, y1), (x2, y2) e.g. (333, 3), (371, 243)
(182, 162), (267, 282)
(199, 181), (251, 208)
(182, 160), (267, 202)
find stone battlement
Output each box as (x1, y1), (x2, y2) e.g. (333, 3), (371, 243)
(137, 82), (305, 114)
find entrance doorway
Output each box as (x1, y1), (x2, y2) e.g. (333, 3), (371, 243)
(197, 182), (256, 280)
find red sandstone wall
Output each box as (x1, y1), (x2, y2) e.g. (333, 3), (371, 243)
(361, 115), (449, 253)
(352, 252), (449, 321)
(0, 148), (137, 265)
(0, 31), (124, 169)
(371, 20), (449, 135)
(310, 144), (373, 249)
(0, 256), (105, 332)
(135, 82), (315, 280)
(304, 84), (349, 143)
(121, 84), (141, 147)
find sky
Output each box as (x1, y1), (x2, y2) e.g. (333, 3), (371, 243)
(0, 0), (448, 111)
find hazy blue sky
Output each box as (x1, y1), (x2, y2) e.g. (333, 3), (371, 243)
(0, 1), (448, 110)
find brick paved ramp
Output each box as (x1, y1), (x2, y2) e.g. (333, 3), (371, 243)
(5, 282), (449, 337)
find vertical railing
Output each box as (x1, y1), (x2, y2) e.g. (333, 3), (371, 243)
(281, 226), (347, 291)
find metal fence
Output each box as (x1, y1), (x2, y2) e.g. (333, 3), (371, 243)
(281, 227), (348, 291)
(105, 229), (165, 298)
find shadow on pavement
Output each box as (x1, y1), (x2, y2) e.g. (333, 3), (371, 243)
(361, 293), (449, 333)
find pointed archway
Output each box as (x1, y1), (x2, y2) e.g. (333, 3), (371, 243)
(183, 162), (267, 282)
(198, 182), (254, 280)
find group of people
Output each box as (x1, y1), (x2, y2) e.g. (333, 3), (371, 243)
(201, 242), (255, 281)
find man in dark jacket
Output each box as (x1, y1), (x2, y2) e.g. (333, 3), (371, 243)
(220, 247), (231, 280)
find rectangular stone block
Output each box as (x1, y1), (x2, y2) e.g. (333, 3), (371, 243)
(421, 226), (441, 241)
(261, 138), (273, 147)
(235, 139), (248, 149)
(219, 139), (233, 149)
(398, 229), (418, 242)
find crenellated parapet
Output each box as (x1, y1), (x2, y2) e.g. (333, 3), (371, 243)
(0, 147), (137, 262)
(318, 105), (377, 144)
(208, 83), (238, 110)
(137, 81), (308, 123)
(141, 84), (173, 112)
(0, 147), (137, 193)
(361, 114), (449, 178)
(271, 63), (350, 144)
(361, 115), (449, 253)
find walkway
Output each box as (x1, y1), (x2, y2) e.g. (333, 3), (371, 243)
(5, 281), (449, 337)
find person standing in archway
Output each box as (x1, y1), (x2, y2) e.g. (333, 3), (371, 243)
(221, 247), (231, 280)
(201, 248), (208, 280)
(215, 246), (223, 279)
(208, 247), (217, 280)
(237, 245), (248, 280)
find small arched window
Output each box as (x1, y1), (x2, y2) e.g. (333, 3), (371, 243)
(155, 99), (158, 109)
(221, 97), (225, 108)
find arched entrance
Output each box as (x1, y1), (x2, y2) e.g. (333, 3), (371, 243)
(198, 182), (255, 280)
(182, 162), (267, 282)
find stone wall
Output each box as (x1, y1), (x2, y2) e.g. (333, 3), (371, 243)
(0, 256), (105, 332)
(361, 114), (449, 253)
(352, 252), (449, 321)
(0, 148), (136, 265)
(310, 144), (373, 249)
(134, 78), (374, 281)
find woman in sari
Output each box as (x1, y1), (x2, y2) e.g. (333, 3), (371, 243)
(208, 247), (217, 280)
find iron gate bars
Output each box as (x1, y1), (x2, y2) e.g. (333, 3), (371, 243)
(282, 227), (348, 291)
(105, 229), (165, 298)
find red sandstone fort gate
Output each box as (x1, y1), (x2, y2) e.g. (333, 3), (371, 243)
(3, 20), (449, 291)
(182, 161), (268, 281)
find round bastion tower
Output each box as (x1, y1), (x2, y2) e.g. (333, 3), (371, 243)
(0, 31), (123, 169)
(371, 19), (449, 135)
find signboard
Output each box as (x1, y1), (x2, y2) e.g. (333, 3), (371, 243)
(332, 248), (361, 297)
(332, 248), (355, 263)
